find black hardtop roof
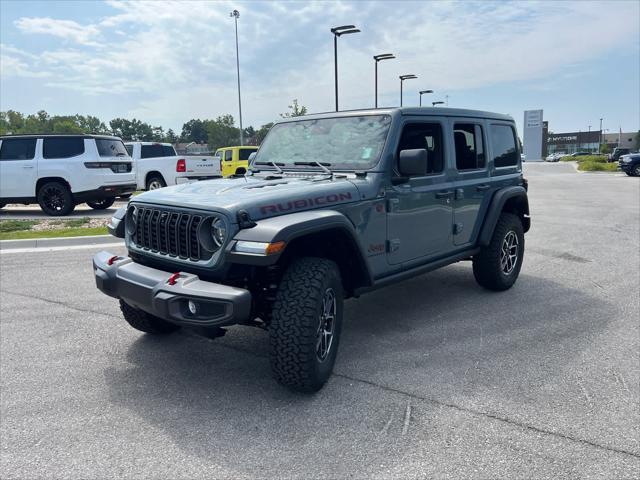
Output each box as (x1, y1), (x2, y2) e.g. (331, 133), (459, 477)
(276, 107), (514, 123)
(0, 133), (122, 140)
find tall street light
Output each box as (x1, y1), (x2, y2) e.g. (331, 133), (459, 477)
(419, 89), (433, 106)
(230, 9), (243, 146)
(432, 101), (445, 107)
(599, 117), (603, 147)
(331, 25), (360, 111)
(399, 74), (417, 107)
(373, 53), (395, 108)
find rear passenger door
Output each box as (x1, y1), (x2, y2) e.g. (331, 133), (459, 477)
(450, 120), (490, 246)
(0, 137), (39, 198)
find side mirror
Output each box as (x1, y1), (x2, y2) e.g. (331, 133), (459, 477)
(398, 149), (428, 177)
(248, 152), (257, 162)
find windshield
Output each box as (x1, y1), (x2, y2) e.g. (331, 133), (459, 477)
(255, 115), (391, 170)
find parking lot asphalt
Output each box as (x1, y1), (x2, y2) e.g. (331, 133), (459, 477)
(1, 162), (639, 479)
(0, 200), (128, 220)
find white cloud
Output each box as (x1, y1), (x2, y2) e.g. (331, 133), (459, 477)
(3, 0), (638, 130)
(14, 17), (101, 46)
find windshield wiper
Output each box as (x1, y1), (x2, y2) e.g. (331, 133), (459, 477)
(254, 161), (284, 174)
(293, 161), (332, 175)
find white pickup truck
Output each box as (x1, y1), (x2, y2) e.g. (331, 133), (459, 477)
(125, 142), (220, 190)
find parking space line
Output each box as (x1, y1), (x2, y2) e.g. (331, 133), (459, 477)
(0, 242), (123, 254)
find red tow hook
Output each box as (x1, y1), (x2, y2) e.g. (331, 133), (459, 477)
(107, 255), (120, 266)
(167, 272), (181, 286)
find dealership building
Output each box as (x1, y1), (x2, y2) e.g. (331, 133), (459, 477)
(523, 109), (636, 159)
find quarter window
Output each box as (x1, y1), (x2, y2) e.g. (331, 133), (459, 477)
(238, 148), (255, 161)
(43, 137), (85, 159)
(454, 124), (485, 170)
(396, 123), (444, 174)
(490, 125), (518, 167)
(0, 138), (37, 161)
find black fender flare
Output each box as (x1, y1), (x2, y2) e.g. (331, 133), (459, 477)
(227, 210), (374, 286)
(478, 186), (530, 246)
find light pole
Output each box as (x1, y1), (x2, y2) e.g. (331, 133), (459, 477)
(432, 101), (445, 107)
(419, 89), (433, 107)
(445, 94), (449, 106)
(599, 117), (603, 149)
(331, 25), (360, 111)
(399, 74), (417, 107)
(374, 53), (395, 108)
(230, 9), (243, 146)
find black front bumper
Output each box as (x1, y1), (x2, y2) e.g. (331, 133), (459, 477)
(93, 251), (252, 327)
(74, 184), (137, 202)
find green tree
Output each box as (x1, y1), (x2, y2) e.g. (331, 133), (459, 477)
(180, 119), (208, 143)
(165, 128), (178, 143)
(255, 122), (274, 144)
(206, 114), (240, 151)
(51, 119), (83, 134)
(600, 143), (610, 154)
(280, 99), (307, 118)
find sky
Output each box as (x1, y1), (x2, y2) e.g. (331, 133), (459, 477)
(1, 0), (639, 136)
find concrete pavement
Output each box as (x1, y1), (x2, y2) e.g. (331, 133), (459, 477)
(1, 162), (638, 478)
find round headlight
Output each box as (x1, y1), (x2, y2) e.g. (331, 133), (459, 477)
(211, 217), (227, 247)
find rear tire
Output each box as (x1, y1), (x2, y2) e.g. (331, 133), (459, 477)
(269, 257), (343, 393)
(119, 300), (181, 334)
(146, 175), (166, 190)
(37, 181), (74, 216)
(473, 213), (524, 291)
(86, 198), (115, 210)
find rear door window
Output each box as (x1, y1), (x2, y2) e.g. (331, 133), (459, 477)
(162, 145), (176, 156)
(43, 137), (85, 159)
(490, 125), (518, 167)
(140, 144), (165, 159)
(454, 124), (485, 170)
(125, 144), (133, 156)
(96, 139), (129, 157)
(0, 138), (37, 160)
(224, 150), (233, 161)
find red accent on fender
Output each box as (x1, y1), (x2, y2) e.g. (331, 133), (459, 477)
(167, 272), (181, 285)
(107, 255), (119, 266)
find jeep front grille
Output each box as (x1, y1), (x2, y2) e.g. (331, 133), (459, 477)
(131, 207), (212, 262)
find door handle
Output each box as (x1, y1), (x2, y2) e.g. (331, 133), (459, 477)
(22, 165), (34, 169)
(435, 190), (454, 199)
(476, 184), (490, 191)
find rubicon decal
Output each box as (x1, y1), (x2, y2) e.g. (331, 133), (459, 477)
(260, 192), (353, 214)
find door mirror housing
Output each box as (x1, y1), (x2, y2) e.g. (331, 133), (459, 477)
(398, 148), (429, 177)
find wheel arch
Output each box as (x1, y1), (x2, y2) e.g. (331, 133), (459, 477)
(478, 186), (530, 246)
(228, 210), (374, 295)
(145, 171), (165, 187)
(36, 177), (71, 196)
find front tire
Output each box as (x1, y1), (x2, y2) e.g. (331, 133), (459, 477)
(269, 257), (344, 393)
(119, 300), (181, 334)
(632, 165), (640, 177)
(37, 181), (74, 216)
(473, 213), (524, 291)
(86, 198), (115, 210)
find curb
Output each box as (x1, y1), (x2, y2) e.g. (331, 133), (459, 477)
(0, 234), (122, 250)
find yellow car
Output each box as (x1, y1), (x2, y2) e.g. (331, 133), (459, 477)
(214, 146), (258, 177)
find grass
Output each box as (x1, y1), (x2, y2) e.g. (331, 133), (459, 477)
(560, 154), (619, 172)
(0, 220), (38, 233)
(64, 217), (90, 228)
(0, 226), (108, 241)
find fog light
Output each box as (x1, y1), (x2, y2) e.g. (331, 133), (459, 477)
(188, 300), (198, 315)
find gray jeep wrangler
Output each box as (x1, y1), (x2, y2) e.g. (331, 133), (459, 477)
(94, 107), (530, 392)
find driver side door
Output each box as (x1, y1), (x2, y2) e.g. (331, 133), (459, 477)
(386, 121), (454, 266)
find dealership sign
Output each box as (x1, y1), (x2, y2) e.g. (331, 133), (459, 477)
(547, 131), (600, 145)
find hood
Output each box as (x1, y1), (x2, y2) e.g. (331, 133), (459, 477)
(132, 174), (361, 222)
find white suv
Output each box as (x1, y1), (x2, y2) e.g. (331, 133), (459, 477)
(0, 134), (136, 216)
